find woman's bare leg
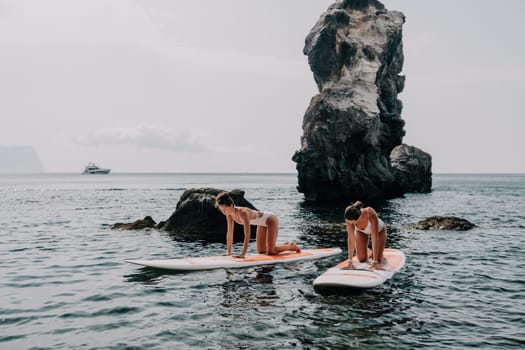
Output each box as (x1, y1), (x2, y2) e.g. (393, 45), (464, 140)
(274, 241), (301, 253)
(355, 231), (369, 263)
(376, 227), (387, 262)
(265, 217), (279, 254)
(265, 216), (301, 254)
(256, 226), (267, 253)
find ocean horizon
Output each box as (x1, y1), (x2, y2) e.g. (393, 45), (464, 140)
(2, 171), (525, 174)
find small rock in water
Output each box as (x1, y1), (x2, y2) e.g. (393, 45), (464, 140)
(414, 216), (475, 231)
(111, 216), (157, 230)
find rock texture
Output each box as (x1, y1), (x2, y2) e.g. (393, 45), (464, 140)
(160, 188), (258, 242)
(111, 216), (157, 231)
(293, 0), (432, 202)
(391, 144), (432, 193)
(414, 216), (476, 231)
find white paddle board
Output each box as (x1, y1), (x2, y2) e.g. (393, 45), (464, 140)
(126, 247), (342, 271)
(313, 248), (406, 289)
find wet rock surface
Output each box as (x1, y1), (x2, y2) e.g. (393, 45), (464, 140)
(293, 0), (431, 202)
(414, 216), (476, 231)
(160, 188), (258, 242)
(111, 216), (157, 231)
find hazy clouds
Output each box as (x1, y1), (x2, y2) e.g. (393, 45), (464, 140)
(0, 0), (307, 78)
(76, 126), (208, 153)
(1, 0), (524, 172)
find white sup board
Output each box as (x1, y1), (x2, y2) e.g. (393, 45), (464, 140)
(313, 248), (406, 289)
(125, 248), (342, 271)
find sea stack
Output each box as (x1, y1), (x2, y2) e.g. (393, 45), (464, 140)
(293, 0), (432, 202)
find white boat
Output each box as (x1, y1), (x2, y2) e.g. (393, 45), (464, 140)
(82, 162), (111, 174)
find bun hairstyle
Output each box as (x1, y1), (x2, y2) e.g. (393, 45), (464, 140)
(215, 191), (235, 207)
(344, 201), (364, 221)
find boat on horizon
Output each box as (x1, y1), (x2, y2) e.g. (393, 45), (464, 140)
(82, 162), (111, 174)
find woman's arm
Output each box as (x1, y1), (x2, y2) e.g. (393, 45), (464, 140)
(236, 209), (251, 258)
(367, 208), (381, 269)
(225, 215), (234, 255)
(345, 220), (355, 268)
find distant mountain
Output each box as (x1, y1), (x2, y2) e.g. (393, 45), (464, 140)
(0, 146), (44, 173)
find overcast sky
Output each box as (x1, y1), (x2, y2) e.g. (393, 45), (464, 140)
(1, 0), (524, 173)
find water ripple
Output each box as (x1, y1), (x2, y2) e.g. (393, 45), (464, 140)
(1, 173), (524, 349)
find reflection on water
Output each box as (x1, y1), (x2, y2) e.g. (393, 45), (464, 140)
(286, 273), (420, 349)
(293, 202), (347, 249)
(221, 266), (278, 309)
(124, 267), (183, 285)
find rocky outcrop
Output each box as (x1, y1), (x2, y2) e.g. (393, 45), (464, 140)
(414, 216), (476, 231)
(111, 216), (157, 230)
(391, 144), (432, 193)
(293, 0), (431, 202)
(160, 188), (258, 242)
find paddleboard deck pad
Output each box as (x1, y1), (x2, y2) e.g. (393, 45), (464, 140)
(126, 248), (342, 271)
(313, 248), (406, 289)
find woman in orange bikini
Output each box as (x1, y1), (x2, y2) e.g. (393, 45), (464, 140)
(215, 192), (301, 258)
(344, 201), (387, 270)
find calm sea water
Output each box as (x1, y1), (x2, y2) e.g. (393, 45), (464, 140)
(1, 173), (524, 349)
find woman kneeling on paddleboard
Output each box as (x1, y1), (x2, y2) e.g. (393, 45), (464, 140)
(344, 201), (387, 270)
(215, 192), (301, 258)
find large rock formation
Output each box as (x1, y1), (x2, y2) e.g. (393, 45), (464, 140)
(293, 0), (431, 202)
(160, 188), (258, 242)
